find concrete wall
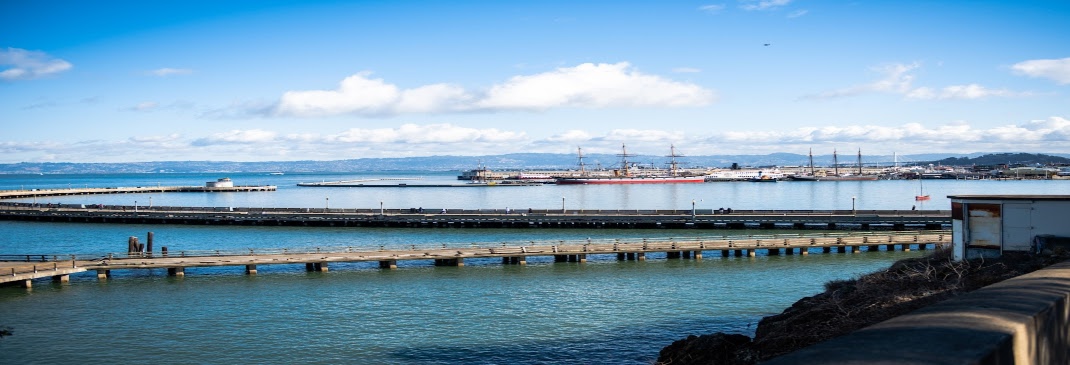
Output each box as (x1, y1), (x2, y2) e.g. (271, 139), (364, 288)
(763, 260), (1070, 365)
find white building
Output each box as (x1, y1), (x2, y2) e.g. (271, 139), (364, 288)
(206, 177), (234, 188)
(949, 195), (1070, 261)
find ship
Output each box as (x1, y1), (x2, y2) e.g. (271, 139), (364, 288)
(789, 148), (879, 181)
(554, 145), (707, 185)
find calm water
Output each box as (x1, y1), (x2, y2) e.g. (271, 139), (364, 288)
(1, 173), (1067, 364)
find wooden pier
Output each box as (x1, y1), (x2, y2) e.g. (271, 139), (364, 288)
(1, 231), (949, 286)
(0, 185), (276, 200)
(0, 203), (950, 230)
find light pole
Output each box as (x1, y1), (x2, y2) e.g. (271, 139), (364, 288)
(691, 199), (696, 221)
(325, 197), (329, 210)
(380, 201), (384, 215)
(561, 197), (566, 214)
(851, 196), (856, 215)
(149, 196), (153, 208)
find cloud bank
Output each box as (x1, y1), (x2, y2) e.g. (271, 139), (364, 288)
(273, 62), (716, 117)
(5, 118), (1069, 163)
(0, 47), (72, 81)
(1012, 57), (1070, 85)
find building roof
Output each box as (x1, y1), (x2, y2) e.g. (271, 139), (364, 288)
(948, 195), (1070, 201)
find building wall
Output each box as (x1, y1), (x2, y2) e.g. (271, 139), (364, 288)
(952, 198), (1070, 260)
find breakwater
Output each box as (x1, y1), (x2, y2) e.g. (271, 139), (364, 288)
(0, 203), (950, 230)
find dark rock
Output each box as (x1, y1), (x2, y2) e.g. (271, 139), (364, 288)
(656, 332), (757, 365)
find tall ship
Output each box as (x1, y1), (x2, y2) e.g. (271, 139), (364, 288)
(555, 145), (707, 184)
(790, 148), (879, 181)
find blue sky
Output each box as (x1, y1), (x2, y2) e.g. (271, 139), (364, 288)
(2, 0), (1069, 163)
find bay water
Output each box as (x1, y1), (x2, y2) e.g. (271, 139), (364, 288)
(2, 173), (1068, 364)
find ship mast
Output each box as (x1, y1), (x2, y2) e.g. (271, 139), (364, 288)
(576, 147), (587, 176)
(666, 144), (682, 177)
(617, 143), (635, 177)
(857, 148), (863, 175)
(808, 148), (814, 175)
(833, 149), (840, 176)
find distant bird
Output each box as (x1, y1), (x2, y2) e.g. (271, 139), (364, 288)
(763, 43), (771, 46)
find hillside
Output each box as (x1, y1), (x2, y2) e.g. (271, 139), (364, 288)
(927, 153), (1070, 166)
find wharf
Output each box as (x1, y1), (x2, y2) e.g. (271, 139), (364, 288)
(1, 231), (949, 287)
(0, 185), (276, 200)
(0, 203), (950, 230)
(297, 180), (543, 187)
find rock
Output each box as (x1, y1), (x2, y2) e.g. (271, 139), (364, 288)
(656, 332), (757, 365)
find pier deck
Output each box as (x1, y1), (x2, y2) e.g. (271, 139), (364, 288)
(0, 185), (276, 200)
(1, 231), (948, 286)
(0, 203), (950, 230)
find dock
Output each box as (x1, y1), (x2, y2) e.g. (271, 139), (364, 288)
(1, 231), (949, 287)
(0, 203), (950, 230)
(0, 185), (276, 200)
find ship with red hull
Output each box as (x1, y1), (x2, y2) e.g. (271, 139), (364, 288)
(555, 175), (706, 184)
(555, 144), (707, 185)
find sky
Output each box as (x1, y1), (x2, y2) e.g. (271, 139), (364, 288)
(2, 0), (1070, 163)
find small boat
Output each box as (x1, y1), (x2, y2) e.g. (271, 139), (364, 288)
(915, 177), (930, 201)
(268, 172), (284, 175)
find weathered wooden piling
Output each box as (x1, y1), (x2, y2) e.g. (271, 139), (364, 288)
(127, 236), (139, 254)
(146, 232), (154, 254)
(433, 258), (463, 267)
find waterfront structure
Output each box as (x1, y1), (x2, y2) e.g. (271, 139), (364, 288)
(949, 195), (1070, 260)
(0, 203), (950, 230)
(555, 144), (707, 184)
(1, 231), (948, 287)
(205, 177), (234, 188)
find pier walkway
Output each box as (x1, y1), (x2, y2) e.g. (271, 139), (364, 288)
(1, 231), (949, 287)
(0, 185), (276, 200)
(0, 203), (950, 230)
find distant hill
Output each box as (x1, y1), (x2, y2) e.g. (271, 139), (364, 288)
(926, 153), (1070, 166)
(1, 152), (1068, 174)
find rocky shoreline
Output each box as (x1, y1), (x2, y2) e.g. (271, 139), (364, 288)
(656, 249), (1067, 365)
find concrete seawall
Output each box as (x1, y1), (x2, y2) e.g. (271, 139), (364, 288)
(763, 260), (1070, 364)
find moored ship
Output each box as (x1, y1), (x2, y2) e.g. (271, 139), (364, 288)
(555, 145), (707, 185)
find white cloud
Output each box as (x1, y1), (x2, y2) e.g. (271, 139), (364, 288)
(149, 68), (194, 77)
(602, 129), (685, 142)
(7, 118), (1070, 163)
(328, 124), (525, 144)
(740, 0), (792, 11)
(809, 63), (1026, 101)
(546, 130), (593, 142)
(1011, 57), (1070, 85)
(192, 129), (278, 146)
(0, 47), (72, 81)
(698, 4), (726, 13)
(272, 63), (715, 117)
(808, 63), (919, 99)
(906, 84), (1023, 100)
(786, 9), (808, 18)
(673, 67), (702, 73)
(130, 101), (159, 111)
(476, 62), (715, 110)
